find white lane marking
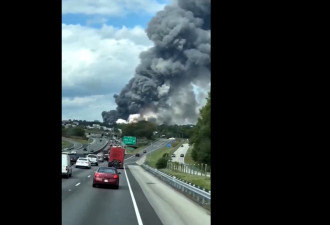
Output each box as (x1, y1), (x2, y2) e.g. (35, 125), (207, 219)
(124, 165), (143, 225)
(88, 175), (91, 178)
(75, 183), (80, 186)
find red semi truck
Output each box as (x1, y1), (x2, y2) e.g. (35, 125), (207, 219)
(108, 146), (125, 169)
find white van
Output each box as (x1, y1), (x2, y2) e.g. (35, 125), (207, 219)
(62, 153), (72, 178)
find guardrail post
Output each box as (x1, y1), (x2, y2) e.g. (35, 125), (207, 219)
(205, 164), (207, 176)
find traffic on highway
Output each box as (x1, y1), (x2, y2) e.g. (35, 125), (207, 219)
(62, 137), (210, 225)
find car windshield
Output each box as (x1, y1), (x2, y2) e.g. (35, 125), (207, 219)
(98, 168), (116, 173)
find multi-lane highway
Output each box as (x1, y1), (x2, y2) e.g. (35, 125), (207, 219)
(62, 160), (163, 225)
(171, 143), (190, 163)
(62, 138), (210, 225)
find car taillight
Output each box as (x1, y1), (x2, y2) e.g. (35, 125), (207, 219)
(113, 174), (118, 179)
(66, 166), (68, 171)
(95, 173), (99, 178)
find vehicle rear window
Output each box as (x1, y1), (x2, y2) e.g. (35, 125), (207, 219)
(88, 155), (97, 158)
(98, 168), (116, 173)
(78, 158), (87, 161)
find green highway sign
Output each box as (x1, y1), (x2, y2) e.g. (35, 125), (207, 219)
(123, 136), (136, 145)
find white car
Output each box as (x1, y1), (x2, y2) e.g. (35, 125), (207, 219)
(97, 153), (104, 162)
(75, 158), (91, 169)
(87, 154), (98, 166)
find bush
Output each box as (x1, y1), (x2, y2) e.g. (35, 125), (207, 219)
(156, 157), (168, 169)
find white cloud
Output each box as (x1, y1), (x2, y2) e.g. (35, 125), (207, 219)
(62, 23), (154, 121)
(62, 24), (153, 97)
(62, 0), (168, 16)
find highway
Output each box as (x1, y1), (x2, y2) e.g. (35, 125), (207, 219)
(62, 160), (163, 225)
(172, 143), (190, 163)
(62, 138), (210, 225)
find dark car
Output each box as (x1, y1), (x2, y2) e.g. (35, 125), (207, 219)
(143, 150), (147, 153)
(68, 154), (79, 165)
(83, 148), (87, 151)
(135, 153), (140, 157)
(180, 154), (184, 157)
(93, 167), (121, 189)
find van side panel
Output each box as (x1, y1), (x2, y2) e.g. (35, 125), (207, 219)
(62, 154), (71, 177)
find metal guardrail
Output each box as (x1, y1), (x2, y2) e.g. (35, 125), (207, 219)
(141, 164), (211, 208)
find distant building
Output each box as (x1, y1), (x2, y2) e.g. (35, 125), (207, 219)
(102, 126), (112, 131)
(62, 120), (70, 125)
(92, 124), (101, 129)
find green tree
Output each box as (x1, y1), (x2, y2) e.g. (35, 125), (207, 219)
(64, 126), (86, 138)
(189, 92), (210, 165)
(121, 121), (157, 139)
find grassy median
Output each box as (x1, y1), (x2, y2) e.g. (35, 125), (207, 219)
(144, 140), (210, 191)
(62, 141), (72, 149)
(160, 168), (210, 191)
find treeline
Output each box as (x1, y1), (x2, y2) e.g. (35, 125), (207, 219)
(117, 121), (157, 139)
(116, 121), (195, 140)
(64, 120), (110, 127)
(62, 126), (86, 138)
(157, 124), (194, 139)
(189, 92), (210, 166)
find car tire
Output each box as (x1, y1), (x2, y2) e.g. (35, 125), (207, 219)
(66, 173), (69, 178)
(92, 184), (96, 188)
(114, 185), (119, 189)
(96, 163), (98, 166)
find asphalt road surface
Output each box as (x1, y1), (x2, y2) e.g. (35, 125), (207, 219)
(62, 159), (163, 225)
(62, 138), (210, 225)
(172, 143), (190, 163)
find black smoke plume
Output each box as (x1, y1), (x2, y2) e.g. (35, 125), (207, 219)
(102, 0), (210, 125)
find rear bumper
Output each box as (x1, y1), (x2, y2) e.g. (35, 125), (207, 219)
(75, 165), (90, 168)
(93, 179), (118, 186)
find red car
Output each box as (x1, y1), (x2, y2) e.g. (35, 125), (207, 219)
(92, 167), (121, 189)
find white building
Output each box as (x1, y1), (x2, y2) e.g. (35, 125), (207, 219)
(92, 124), (101, 129)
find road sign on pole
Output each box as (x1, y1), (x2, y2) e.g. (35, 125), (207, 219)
(123, 136), (136, 145)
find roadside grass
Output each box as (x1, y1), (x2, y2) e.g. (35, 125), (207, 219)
(70, 137), (89, 145)
(160, 168), (210, 191)
(144, 139), (184, 168)
(184, 144), (196, 164)
(62, 141), (72, 149)
(143, 139), (210, 190)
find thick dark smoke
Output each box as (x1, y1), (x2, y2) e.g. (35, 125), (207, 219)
(102, 0), (210, 125)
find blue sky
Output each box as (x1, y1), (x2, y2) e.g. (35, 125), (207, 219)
(62, 13), (154, 29)
(62, 0), (172, 122)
